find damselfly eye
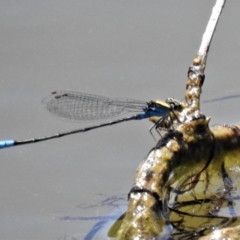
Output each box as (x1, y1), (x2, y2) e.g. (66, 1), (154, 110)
(166, 98), (181, 110)
(173, 102), (182, 110)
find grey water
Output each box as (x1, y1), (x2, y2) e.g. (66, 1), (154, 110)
(0, 1), (240, 239)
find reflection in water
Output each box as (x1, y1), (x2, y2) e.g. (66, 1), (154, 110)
(78, 194), (127, 211)
(164, 152), (240, 239)
(58, 194), (127, 240)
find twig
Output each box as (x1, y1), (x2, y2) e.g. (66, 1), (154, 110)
(196, 0), (225, 71)
(185, 0), (225, 110)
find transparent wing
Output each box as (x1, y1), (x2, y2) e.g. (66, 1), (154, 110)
(42, 91), (147, 121)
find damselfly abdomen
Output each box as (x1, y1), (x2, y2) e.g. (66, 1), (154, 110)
(0, 91), (184, 149)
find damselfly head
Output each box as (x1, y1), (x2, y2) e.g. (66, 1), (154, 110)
(166, 98), (185, 111)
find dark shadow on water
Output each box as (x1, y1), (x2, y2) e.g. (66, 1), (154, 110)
(203, 92), (240, 103)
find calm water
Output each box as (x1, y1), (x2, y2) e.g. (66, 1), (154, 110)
(0, 1), (240, 239)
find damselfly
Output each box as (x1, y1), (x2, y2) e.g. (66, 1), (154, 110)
(0, 91), (184, 149)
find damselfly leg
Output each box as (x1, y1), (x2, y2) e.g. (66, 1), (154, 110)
(149, 98), (185, 141)
(0, 91), (184, 149)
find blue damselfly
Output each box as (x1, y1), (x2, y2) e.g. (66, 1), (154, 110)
(0, 91), (184, 149)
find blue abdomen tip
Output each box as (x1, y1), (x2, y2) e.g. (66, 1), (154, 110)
(0, 140), (15, 148)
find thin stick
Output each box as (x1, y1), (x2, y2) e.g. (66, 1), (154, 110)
(185, 0), (226, 111)
(197, 0), (225, 71)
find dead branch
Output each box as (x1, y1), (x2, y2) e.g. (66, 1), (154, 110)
(185, 0), (225, 110)
(109, 1), (230, 239)
(198, 0), (225, 72)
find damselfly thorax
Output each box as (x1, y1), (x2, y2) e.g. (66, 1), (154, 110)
(0, 91), (185, 149)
